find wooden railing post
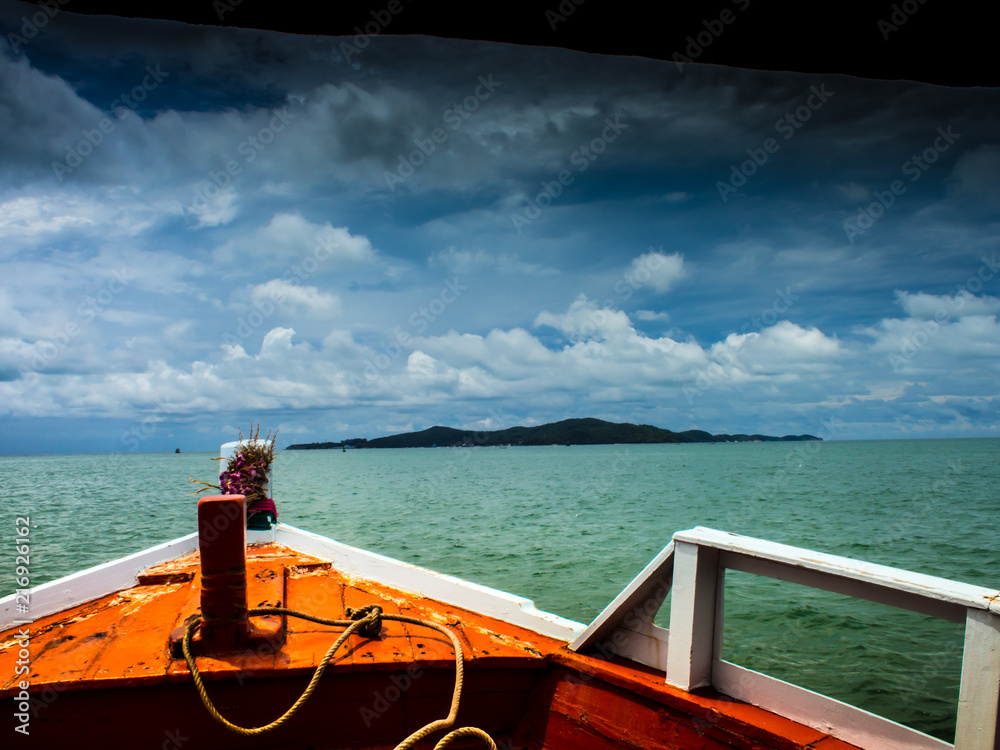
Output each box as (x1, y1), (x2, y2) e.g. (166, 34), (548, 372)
(955, 608), (1000, 750)
(666, 539), (720, 690)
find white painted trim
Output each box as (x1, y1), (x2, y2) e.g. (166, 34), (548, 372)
(0, 524), (583, 642)
(668, 526), (1000, 750)
(246, 528), (277, 545)
(719, 550), (967, 623)
(714, 660), (951, 750)
(600, 625), (671, 671)
(271, 523), (585, 641)
(665, 540), (719, 690)
(569, 540), (673, 653)
(676, 527), (1000, 613)
(0, 533), (199, 630)
(955, 608), (1000, 750)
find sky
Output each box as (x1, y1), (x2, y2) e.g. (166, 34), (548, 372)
(0, 5), (998, 454)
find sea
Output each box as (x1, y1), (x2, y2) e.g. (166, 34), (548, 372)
(2, 438), (998, 742)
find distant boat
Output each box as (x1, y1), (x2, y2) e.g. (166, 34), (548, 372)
(175, 448), (181, 453)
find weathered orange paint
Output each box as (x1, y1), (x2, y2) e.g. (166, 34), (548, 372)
(197, 494), (248, 652)
(0, 543), (861, 750)
(549, 650), (837, 748)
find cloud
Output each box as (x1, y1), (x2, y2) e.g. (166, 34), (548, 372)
(535, 294), (635, 341)
(624, 251), (686, 294)
(215, 213), (377, 267)
(634, 310), (670, 321)
(715, 321), (843, 376)
(835, 182), (869, 202)
(0, 195), (97, 237)
(0, 189), (170, 256)
(1, 29), (999, 443)
(250, 279), (340, 318)
(0, 48), (104, 174)
(949, 144), (1000, 199)
(661, 191), (688, 203)
(428, 247), (556, 276)
(0, 288), (34, 337)
(183, 188), (237, 228)
(895, 290), (1000, 320)
(862, 314), (1000, 363)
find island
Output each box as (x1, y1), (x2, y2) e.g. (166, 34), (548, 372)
(286, 418), (821, 450)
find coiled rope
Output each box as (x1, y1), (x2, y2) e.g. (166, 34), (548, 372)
(181, 604), (496, 750)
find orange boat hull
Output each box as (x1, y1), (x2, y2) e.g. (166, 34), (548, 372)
(1, 542), (857, 749)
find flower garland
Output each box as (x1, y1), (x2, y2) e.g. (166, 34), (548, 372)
(191, 424), (278, 507)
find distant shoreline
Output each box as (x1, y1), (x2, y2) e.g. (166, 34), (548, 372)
(286, 418), (821, 450)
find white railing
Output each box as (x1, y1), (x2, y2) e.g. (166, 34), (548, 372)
(570, 527), (1000, 750)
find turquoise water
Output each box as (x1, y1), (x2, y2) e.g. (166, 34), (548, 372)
(2, 438), (998, 741)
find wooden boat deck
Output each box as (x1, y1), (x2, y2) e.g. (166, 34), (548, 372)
(1, 542), (860, 750)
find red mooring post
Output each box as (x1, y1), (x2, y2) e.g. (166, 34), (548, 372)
(197, 494), (248, 652)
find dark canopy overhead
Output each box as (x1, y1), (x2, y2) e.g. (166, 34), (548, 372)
(17, 0), (996, 87)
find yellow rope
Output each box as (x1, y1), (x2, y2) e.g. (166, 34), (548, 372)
(181, 605), (497, 750)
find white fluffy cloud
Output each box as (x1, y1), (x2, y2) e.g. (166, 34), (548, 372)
(250, 279), (340, 318)
(215, 212), (377, 267)
(0, 195), (96, 237)
(535, 294), (635, 341)
(713, 321), (844, 377)
(0, 302), (843, 419)
(863, 315), (1000, 362)
(624, 251), (686, 293)
(895, 290), (1000, 320)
